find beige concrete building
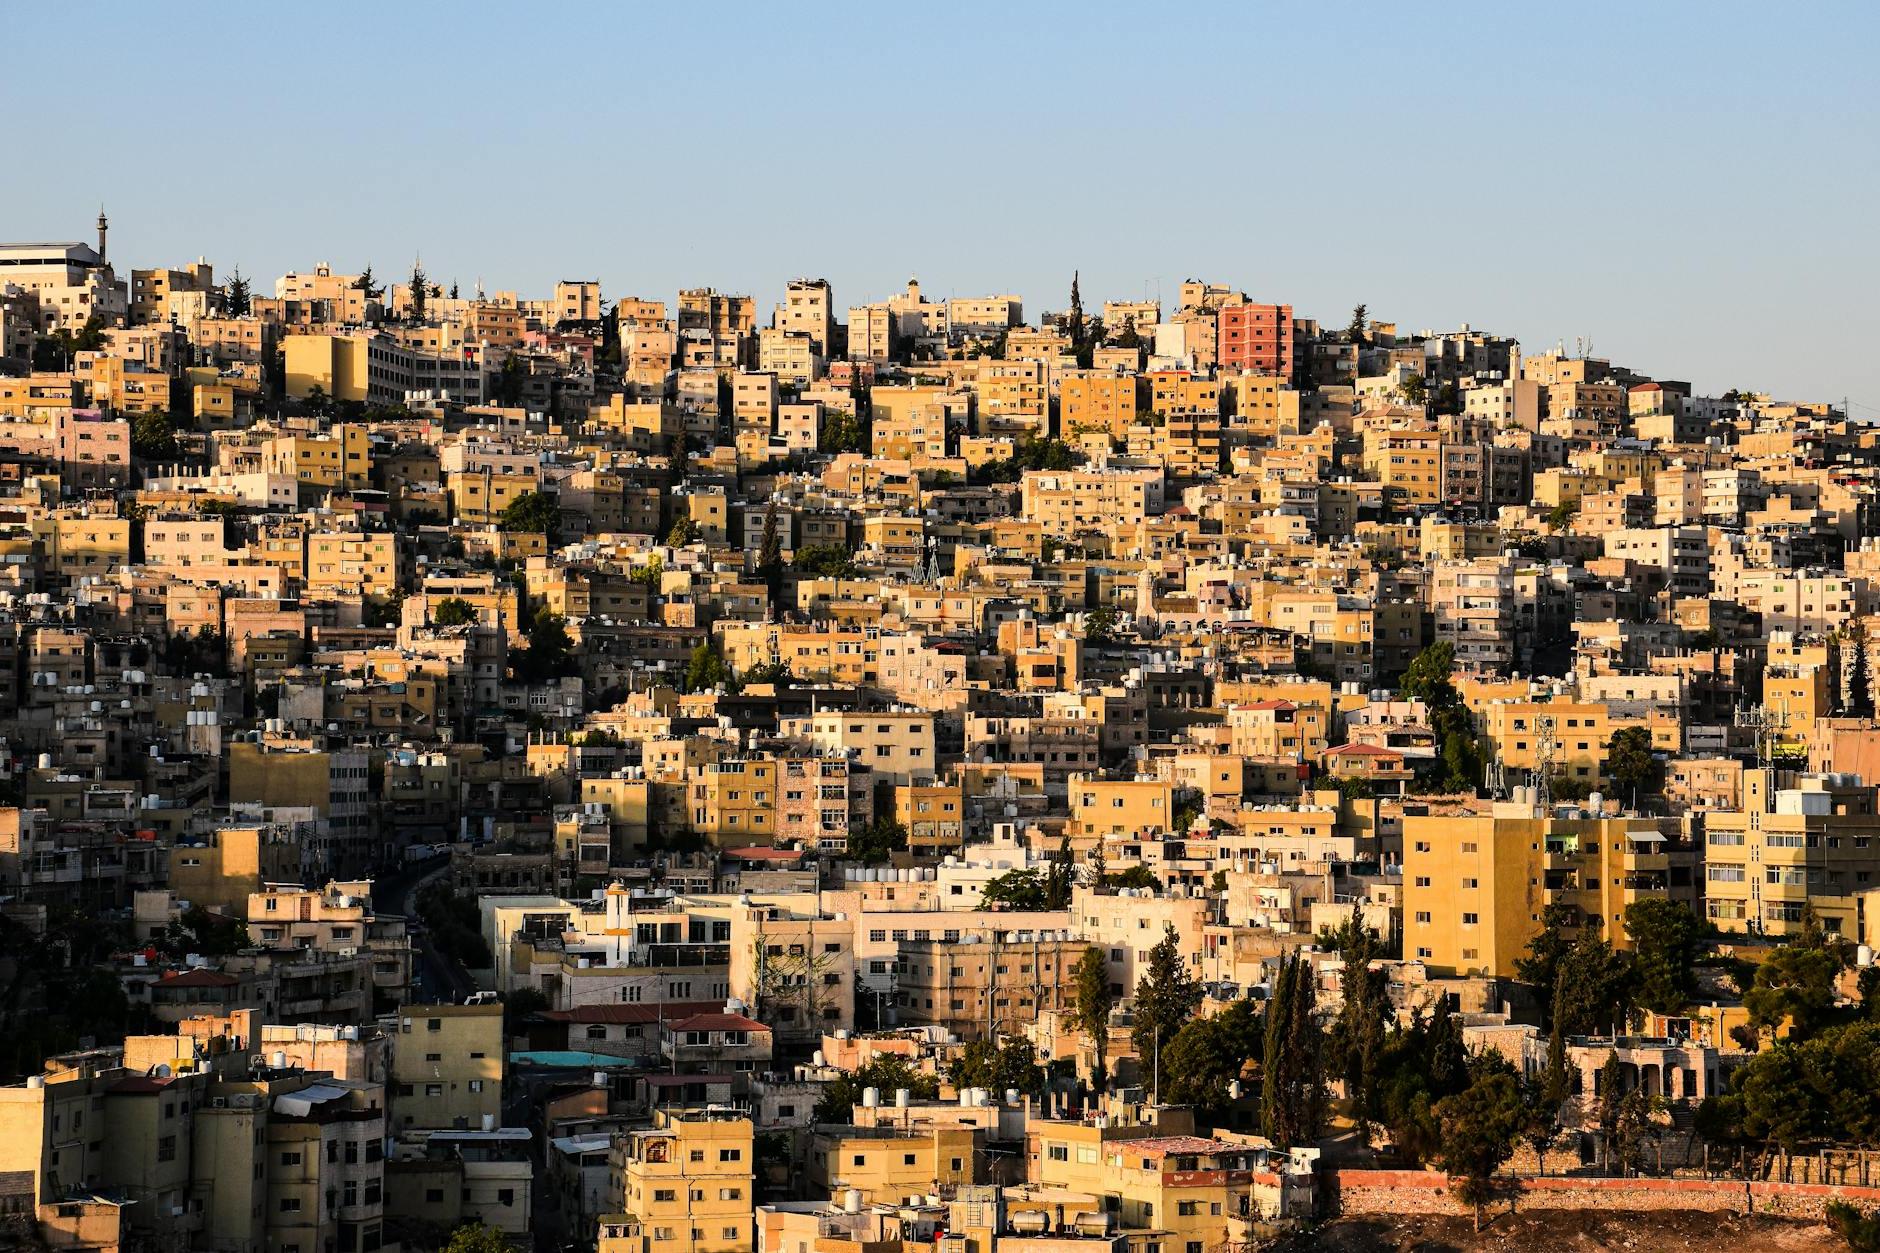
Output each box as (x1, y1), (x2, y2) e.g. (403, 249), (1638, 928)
(390, 1003), (504, 1132)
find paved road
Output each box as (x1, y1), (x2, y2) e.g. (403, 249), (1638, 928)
(373, 856), (480, 1004)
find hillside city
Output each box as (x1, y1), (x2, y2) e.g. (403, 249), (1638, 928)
(5, 219), (1880, 1250)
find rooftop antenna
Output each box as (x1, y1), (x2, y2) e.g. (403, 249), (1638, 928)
(1533, 714), (1557, 809)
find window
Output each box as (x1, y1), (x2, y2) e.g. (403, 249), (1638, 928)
(655, 1190), (676, 1203)
(280, 1199), (302, 1214)
(1461, 913), (1478, 926)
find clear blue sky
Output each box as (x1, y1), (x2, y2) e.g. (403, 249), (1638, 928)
(9, 1), (1876, 407)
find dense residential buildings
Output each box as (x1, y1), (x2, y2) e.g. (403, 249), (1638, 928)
(3, 235), (1880, 1251)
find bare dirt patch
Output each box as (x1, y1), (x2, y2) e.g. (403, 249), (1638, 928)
(1266, 1208), (1840, 1252)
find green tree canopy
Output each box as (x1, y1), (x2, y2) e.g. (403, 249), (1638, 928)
(1260, 951), (1326, 1149)
(131, 410), (181, 462)
(500, 490), (559, 537)
(443, 1223), (511, 1253)
(794, 543), (857, 578)
(1744, 921), (1849, 1040)
(1552, 931), (1637, 1036)
(1132, 924), (1202, 1069)
(814, 1054), (939, 1123)
(980, 868), (1049, 911)
(1623, 898), (1702, 1014)
(848, 815), (907, 867)
(819, 409), (867, 454)
(515, 606), (575, 683)
(737, 659), (794, 689)
(1605, 726), (1664, 802)
(682, 640), (733, 693)
(1327, 908), (1389, 1135)
(432, 597), (476, 626)
(1514, 902), (1579, 1010)
(628, 556), (664, 590)
(1163, 998), (1264, 1112)
(949, 1035), (1044, 1097)
(1435, 1070), (1524, 1229)
(1101, 864), (1158, 892)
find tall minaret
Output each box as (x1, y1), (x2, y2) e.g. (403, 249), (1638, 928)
(96, 206), (108, 265)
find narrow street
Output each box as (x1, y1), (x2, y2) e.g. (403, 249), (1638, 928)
(371, 856), (481, 1005)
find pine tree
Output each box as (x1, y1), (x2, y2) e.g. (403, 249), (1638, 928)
(1132, 925), (1200, 1087)
(410, 259), (428, 322)
(224, 268), (251, 316)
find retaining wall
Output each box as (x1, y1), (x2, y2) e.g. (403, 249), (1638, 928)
(1331, 1168), (1880, 1222)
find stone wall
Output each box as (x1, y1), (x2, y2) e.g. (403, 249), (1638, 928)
(1330, 1168), (1880, 1222)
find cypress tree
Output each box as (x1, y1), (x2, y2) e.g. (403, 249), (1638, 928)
(1261, 957), (1291, 1144)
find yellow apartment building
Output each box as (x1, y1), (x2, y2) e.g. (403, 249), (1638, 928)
(1402, 807), (1691, 977)
(780, 710), (937, 786)
(264, 424), (372, 492)
(603, 1110), (753, 1253)
(808, 1124), (982, 1205)
(1029, 1118), (1259, 1252)
(894, 934), (1085, 1041)
(307, 530), (399, 600)
(729, 901), (857, 1042)
(689, 758), (778, 848)
(170, 820), (308, 914)
(1477, 699), (1619, 787)
(1702, 771), (1879, 937)
(284, 332), (414, 404)
(390, 1003), (504, 1132)
(974, 361), (1049, 437)
(1019, 468), (1163, 531)
(1069, 775), (1175, 842)
(895, 782), (966, 858)
(1061, 374), (1143, 439)
(43, 512), (133, 581)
